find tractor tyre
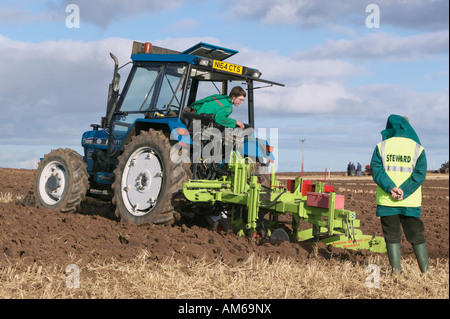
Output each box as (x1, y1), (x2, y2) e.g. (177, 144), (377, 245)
(34, 148), (89, 213)
(112, 129), (192, 225)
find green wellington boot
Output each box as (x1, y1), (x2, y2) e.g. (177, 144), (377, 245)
(386, 243), (402, 274)
(412, 243), (430, 274)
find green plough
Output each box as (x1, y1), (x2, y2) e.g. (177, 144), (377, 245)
(183, 152), (386, 254)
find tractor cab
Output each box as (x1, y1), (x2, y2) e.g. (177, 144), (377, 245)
(82, 41), (284, 188)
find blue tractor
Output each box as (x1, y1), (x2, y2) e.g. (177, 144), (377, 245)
(34, 41), (284, 225)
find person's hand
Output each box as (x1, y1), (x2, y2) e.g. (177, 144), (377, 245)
(236, 120), (245, 129)
(390, 187), (403, 200)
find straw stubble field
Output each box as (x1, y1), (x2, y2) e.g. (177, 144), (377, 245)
(0, 168), (448, 299)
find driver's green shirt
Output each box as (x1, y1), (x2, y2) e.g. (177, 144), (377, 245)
(190, 94), (237, 128)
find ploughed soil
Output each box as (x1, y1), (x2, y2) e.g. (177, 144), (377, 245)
(0, 167), (448, 269)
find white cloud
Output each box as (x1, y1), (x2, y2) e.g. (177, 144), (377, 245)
(153, 36), (221, 52)
(296, 31), (449, 61)
(56, 0), (194, 28)
(0, 2), (63, 25)
(226, 0), (449, 31)
(355, 85), (450, 137)
(234, 47), (364, 85)
(226, 0), (357, 27)
(250, 83), (361, 114)
(1, 1), (199, 28)
(0, 35), (133, 145)
(0, 148), (36, 169)
(166, 18), (200, 34)
(210, 41), (448, 131)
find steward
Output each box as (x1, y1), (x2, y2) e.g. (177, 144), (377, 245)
(370, 114), (429, 274)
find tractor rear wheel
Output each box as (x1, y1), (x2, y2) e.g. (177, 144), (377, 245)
(34, 148), (89, 213)
(112, 129), (192, 225)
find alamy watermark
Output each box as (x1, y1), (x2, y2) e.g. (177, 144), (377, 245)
(169, 120), (278, 174)
(365, 263), (380, 288)
(366, 4), (380, 29)
(65, 4), (80, 29)
(65, 263), (80, 288)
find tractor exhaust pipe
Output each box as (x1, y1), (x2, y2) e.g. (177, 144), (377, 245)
(104, 53), (120, 129)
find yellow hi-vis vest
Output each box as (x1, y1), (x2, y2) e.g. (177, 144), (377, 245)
(376, 137), (424, 207)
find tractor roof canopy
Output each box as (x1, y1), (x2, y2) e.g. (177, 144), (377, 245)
(130, 41), (284, 87)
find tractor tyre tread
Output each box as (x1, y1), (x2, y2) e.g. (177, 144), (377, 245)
(34, 148), (89, 213)
(112, 129), (192, 225)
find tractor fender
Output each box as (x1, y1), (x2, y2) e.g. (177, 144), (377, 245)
(241, 136), (275, 164)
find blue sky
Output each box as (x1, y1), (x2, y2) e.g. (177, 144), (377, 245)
(0, 0), (448, 172)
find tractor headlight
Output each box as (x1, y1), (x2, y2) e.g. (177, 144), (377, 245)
(252, 70), (262, 78)
(198, 58), (210, 67)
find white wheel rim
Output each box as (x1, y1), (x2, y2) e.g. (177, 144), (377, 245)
(38, 161), (67, 205)
(121, 146), (163, 216)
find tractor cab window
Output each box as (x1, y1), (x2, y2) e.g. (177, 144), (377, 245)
(154, 66), (188, 114)
(119, 63), (188, 116)
(120, 66), (159, 114)
(112, 66), (159, 134)
(112, 63), (189, 135)
(191, 79), (249, 125)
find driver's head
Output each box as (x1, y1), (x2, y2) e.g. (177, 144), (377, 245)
(229, 86), (246, 107)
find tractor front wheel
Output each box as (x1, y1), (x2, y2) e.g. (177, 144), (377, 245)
(34, 148), (89, 213)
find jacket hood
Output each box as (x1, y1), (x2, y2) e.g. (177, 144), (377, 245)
(380, 114), (421, 145)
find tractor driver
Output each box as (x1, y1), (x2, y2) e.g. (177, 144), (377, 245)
(189, 86), (246, 129)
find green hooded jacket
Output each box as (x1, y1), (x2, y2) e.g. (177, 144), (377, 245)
(370, 114), (427, 217)
(190, 94), (237, 128)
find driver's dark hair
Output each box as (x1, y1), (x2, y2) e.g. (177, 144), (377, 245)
(229, 86), (246, 98)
